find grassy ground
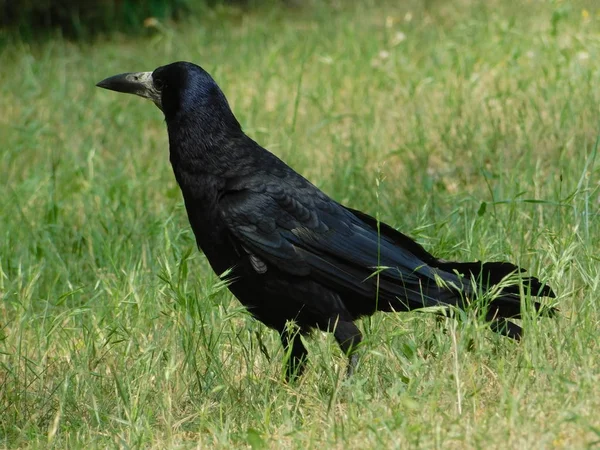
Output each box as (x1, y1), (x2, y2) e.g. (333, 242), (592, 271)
(1, 0), (599, 448)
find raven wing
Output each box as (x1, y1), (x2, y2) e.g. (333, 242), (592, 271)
(219, 173), (460, 310)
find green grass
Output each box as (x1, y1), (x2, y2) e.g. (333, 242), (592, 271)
(1, 0), (600, 447)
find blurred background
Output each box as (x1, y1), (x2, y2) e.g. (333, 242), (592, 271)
(1, 0), (294, 39)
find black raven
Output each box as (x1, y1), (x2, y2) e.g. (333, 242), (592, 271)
(97, 62), (555, 379)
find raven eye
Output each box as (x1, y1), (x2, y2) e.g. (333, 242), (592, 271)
(154, 79), (164, 90)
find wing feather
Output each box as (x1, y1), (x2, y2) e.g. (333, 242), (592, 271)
(220, 178), (459, 309)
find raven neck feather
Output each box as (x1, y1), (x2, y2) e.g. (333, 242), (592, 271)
(166, 112), (258, 176)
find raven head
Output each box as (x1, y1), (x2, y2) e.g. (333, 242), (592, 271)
(96, 61), (235, 122)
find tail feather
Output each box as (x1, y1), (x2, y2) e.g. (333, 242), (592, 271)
(342, 206), (556, 338)
(489, 318), (523, 340)
(435, 260), (557, 337)
(436, 260), (556, 298)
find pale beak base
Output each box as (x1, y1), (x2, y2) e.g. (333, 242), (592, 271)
(96, 71), (162, 109)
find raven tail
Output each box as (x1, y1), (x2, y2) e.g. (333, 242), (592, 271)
(435, 260), (556, 339)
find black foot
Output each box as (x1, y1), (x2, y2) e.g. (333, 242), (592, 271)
(331, 320), (363, 378)
(280, 327), (308, 381)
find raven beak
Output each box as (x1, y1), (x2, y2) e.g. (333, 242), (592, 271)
(96, 71), (162, 109)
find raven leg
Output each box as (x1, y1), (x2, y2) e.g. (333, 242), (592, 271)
(280, 327), (308, 381)
(331, 321), (363, 377)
